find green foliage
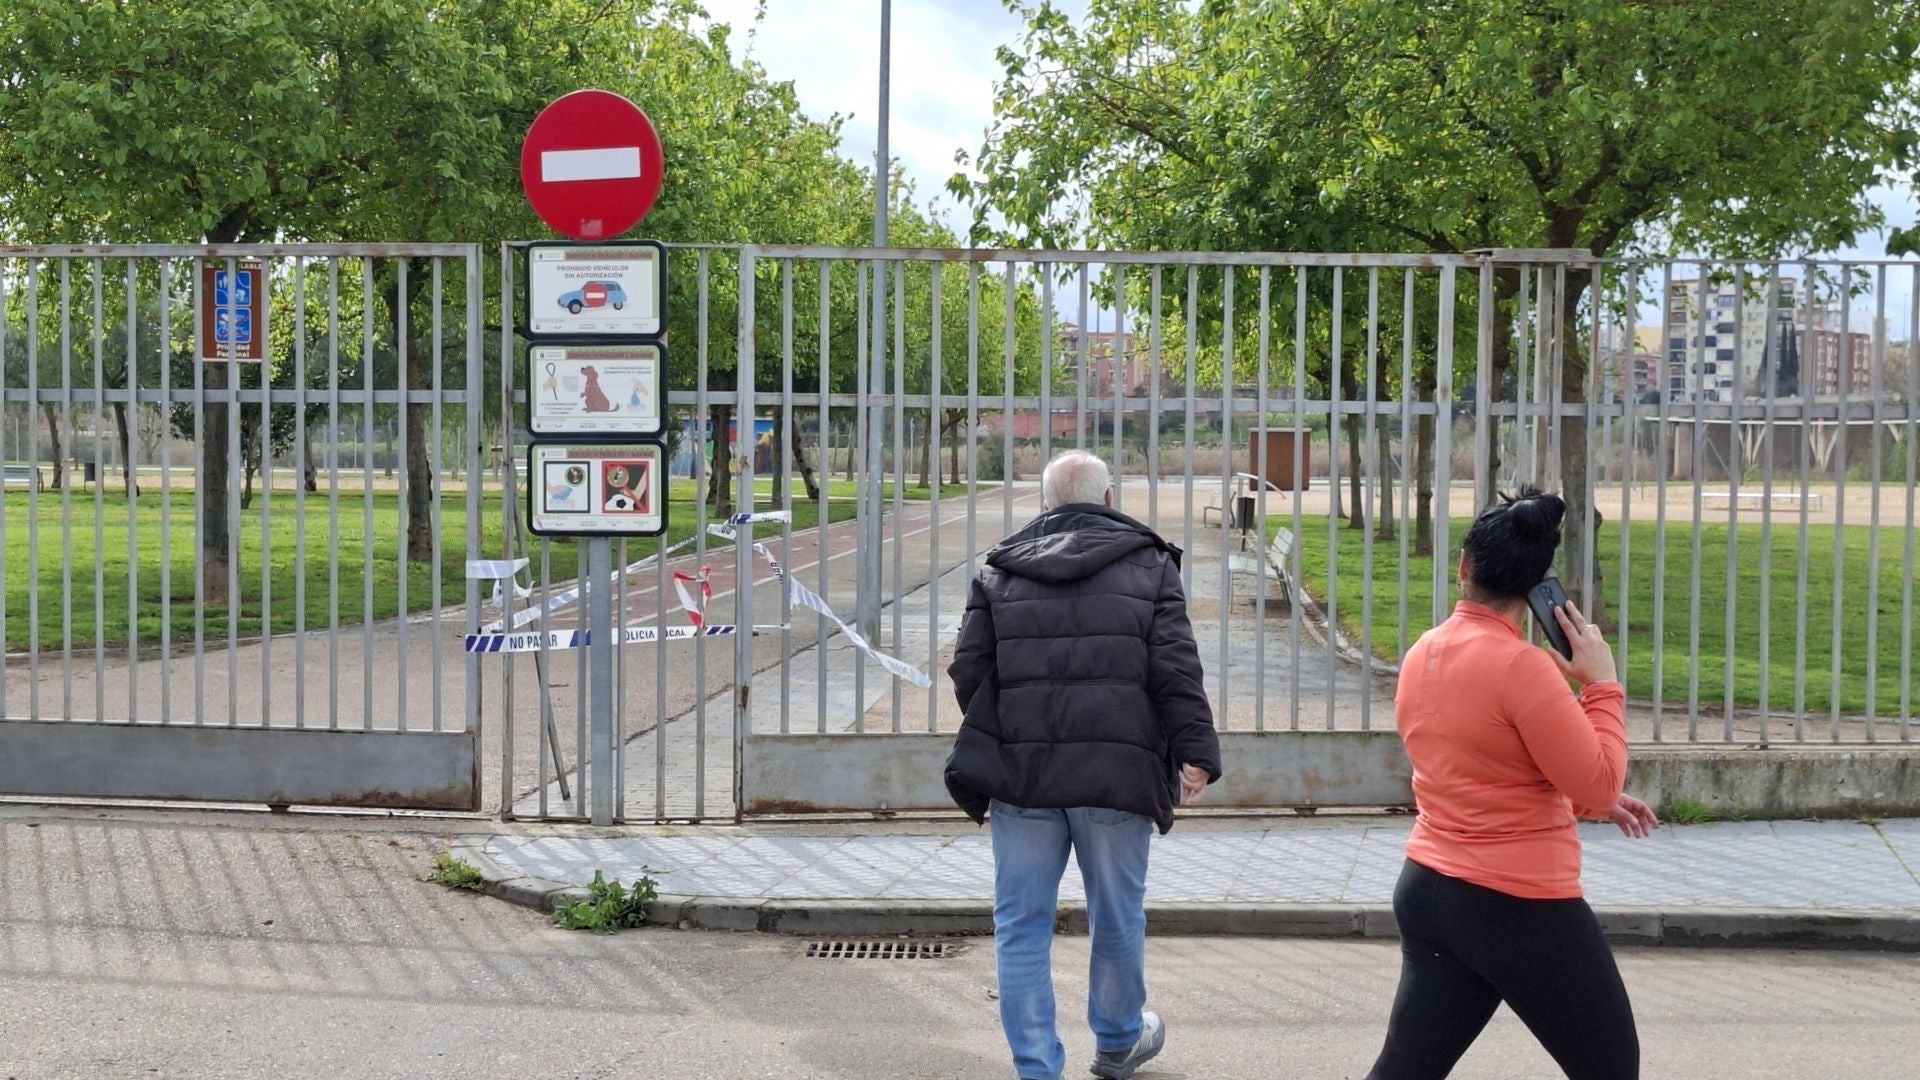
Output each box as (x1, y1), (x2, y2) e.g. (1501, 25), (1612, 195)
(1665, 800), (1717, 826)
(427, 855), (486, 891)
(551, 871), (658, 935)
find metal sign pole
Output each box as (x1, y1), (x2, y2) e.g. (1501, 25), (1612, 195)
(587, 537), (615, 825)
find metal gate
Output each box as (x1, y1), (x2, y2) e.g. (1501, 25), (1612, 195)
(0, 244), (485, 810)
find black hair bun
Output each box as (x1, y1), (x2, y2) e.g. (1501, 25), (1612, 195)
(1507, 487), (1566, 540)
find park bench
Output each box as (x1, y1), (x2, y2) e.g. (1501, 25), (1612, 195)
(2, 464), (42, 490)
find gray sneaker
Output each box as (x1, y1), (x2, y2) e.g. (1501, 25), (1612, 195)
(1089, 1010), (1165, 1079)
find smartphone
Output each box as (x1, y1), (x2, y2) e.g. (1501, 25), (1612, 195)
(1527, 577), (1574, 661)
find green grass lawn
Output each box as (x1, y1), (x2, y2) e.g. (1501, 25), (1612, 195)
(1291, 516), (1914, 717)
(1, 484), (856, 651)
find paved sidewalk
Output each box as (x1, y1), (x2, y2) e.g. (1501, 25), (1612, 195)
(458, 816), (1920, 947)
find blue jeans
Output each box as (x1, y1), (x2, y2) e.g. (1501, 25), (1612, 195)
(990, 799), (1153, 1080)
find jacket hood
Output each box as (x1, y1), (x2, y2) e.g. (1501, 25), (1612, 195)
(986, 504), (1180, 584)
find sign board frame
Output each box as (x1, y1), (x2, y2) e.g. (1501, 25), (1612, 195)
(527, 341), (666, 438)
(527, 441), (668, 538)
(199, 260), (267, 362)
(522, 240), (667, 339)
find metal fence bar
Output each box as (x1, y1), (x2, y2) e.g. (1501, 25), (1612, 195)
(1113, 265), (1126, 494)
(1148, 267), (1162, 532)
(819, 260), (834, 735)
(358, 260), (376, 733)
(891, 260), (906, 735)
(734, 246), (758, 821)
(499, 244), (516, 809)
(430, 258), (445, 734)
(1184, 267), (1198, 598)
(1830, 266), (1852, 742)
(1652, 266), (1673, 741)
(1793, 265), (1815, 741)
(1723, 266), (1746, 740)
(1003, 262), (1015, 540)
(927, 263), (943, 734)
(1077, 266), (1090, 449)
(463, 246), (483, 758)
(1616, 268), (1638, 710)
(1687, 266), (1708, 740)
(1903, 266), (1918, 742)
(853, 264), (868, 727)
(26, 261), (40, 723)
(1756, 266), (1780, 744)
(1399, 269), (1416, 662)
(1217, 266), (1233, 729)
(1290, 267), (1306, 730)
(1254, 267), (1271, 732)
(0, 261), (9, 722)
(694, 249), (711, 813)
(1360, 267), (1380, 729)
(1041, 265), (1053, 469)
(394, 261), (409, 733)
(91, 260), (106, 721)
(965, 264), (980, 647)
(1432, 265), (1457, 626)
(326, 259), (341, 731)
(1324, 268), (1342, 731)
(1515, 267), (1532, 487)
(60, 260), (73, 722)
(1866, 266), (1888, 736)
(781, 259), (796, 736)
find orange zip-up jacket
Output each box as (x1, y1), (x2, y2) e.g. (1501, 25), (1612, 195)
(1396, 601), (1628, 900)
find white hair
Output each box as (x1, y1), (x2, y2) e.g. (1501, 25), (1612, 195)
(1042, 450), (1111, 509)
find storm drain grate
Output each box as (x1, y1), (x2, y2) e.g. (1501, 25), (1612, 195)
(806, 940), (950, 960)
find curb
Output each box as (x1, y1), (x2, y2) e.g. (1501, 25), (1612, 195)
(443, 839), (1920, 949)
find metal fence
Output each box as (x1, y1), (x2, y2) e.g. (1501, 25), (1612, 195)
(0, 244), (485, 809)
(2, 242), (1913, 821)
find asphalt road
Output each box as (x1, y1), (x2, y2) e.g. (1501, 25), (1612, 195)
(2, 805), (1918, 1079)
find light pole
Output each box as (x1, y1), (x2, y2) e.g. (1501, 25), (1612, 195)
(859, 0), (891, 645)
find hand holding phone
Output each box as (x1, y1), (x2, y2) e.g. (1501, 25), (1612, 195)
(1540, 591), (1619, 687)
(1527, 577), (1575, 661)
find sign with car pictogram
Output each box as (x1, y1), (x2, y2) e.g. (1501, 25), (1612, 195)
(523, 240), (666, 339)
(199, 260), (267, 362)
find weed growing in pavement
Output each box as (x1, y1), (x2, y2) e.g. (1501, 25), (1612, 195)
(427, 854), (486, 891)
(1666, 799), (1716, 825)
(551, 871), (658, 934)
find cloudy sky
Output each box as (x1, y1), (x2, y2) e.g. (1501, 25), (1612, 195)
(695, 0), (1918, 335)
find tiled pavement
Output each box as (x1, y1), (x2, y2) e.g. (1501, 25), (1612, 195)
(483, 817), (1920, 912)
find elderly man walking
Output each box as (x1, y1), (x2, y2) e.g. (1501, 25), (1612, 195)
(946, 450), (1221, 1080)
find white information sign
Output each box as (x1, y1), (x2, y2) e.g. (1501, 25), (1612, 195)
(528, 343), (663, 436)
(525, 241), (665, 338)
(529, 442), (667, 537)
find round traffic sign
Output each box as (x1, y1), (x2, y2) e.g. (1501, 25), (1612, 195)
(519, 90), (665, 241)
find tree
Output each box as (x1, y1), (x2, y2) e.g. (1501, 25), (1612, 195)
(961, 0), (1920, 617)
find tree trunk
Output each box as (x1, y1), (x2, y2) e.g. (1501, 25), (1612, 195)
(707, 404), (734, 510)
(1558, 269), (1606, 625)
(792, 411), (820, 500)
(946, 411), (963, 485)
(303, 435), (319, 493)
(202, 360), (231, 603)
(1413, 364), (1438, 558)
(1346, 414), (1365, 530)
(394, 259), (434, 563)
(843, 418), (857, 482)
(919, 411), (933, 488)
(43, 404), (65, 490)
(113, 402), (139, 496)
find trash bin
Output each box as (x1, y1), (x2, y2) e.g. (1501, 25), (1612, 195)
(83, 461), (97, 483)
(1233, 493), (1257, 532)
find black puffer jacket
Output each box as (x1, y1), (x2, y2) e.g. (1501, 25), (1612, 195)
(944, 504), (1221, 833)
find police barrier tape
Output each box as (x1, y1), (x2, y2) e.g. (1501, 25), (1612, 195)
(474, 511), (793, 635)
(463, 510), (935, 687)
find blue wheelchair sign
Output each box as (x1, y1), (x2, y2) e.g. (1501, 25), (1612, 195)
(214, 308), (252, 344)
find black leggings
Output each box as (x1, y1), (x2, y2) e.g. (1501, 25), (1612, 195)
(1366, 859), (1638, 1080)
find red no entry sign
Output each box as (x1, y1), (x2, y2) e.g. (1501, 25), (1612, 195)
(520, 90), (665, 241)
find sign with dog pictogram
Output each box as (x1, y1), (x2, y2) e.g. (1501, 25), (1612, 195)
(527, 342), (664, 436)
